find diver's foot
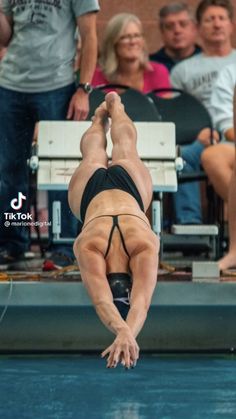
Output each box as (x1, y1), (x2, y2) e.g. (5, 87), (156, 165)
(218, 252), (236, 271)
(92, 101), (110, 132)
(105, 91), (122, 112)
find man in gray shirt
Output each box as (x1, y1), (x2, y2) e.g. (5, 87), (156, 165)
(0, 0), (99, 268)
(170, 0), (236, 225)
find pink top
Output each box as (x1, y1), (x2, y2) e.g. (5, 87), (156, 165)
(91, 61), (171, 93)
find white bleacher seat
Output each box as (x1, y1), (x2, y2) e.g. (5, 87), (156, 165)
(37, 121), (177, 193)
(37, 120), (177, 241)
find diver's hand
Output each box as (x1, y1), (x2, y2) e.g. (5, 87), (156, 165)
(101, 328), (139, 369)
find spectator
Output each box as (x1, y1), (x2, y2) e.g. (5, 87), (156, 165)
(201, 63), (235, 202)
(170, 0), (236, 225)
(150, 2), (201, 71)
(0, 1), (99, 269)
(218, 87), (236, 271)
(201, 63), (236, 270)
(92, 13), (171, 93)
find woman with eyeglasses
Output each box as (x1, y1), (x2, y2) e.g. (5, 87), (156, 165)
(92, 13), (171, 92)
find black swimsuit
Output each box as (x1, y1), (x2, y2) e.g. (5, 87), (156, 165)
(80, 165), (144, 223)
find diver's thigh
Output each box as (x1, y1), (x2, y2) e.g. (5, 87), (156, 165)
(68, 162), (106, 216)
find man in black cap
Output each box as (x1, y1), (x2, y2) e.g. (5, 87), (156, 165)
(68, 92), (159, 369)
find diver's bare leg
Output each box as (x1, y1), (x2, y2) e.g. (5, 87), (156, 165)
(80, 101), (109, 158)
(105, 92), (137, 158)
(104, 91), (153, 210)
(68, 102), (109, 215)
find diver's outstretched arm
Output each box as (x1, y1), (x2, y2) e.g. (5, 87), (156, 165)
(74, 240), (139, 368)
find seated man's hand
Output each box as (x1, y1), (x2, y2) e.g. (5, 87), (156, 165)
(101, 328), (139, 369)
(197, 128), (220, 146)
(224, 127), (235, 142)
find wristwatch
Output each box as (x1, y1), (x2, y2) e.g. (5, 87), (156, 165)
(77, 83), (93, 94)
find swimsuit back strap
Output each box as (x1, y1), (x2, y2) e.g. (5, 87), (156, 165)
(104, 218), (117, 259)
(104, 215), (130, 259)
(115, 217), (130, 258)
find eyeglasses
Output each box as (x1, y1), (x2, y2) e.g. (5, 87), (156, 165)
(118, 33), (143, 44)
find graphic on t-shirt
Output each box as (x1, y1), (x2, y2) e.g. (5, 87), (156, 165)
(191, 71), (218, 91)
(10, 0), (62, 25)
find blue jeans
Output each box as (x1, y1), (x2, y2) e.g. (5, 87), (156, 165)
(0, 84), (80, 257)
(173, 140), (205, 224)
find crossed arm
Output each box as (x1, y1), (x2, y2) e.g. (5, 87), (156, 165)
(74, 234), (159, 369)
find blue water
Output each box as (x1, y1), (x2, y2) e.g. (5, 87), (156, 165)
(0, 355), (236, 419)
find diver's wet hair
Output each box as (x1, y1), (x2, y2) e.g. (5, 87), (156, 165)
(107, 273), (132, 320)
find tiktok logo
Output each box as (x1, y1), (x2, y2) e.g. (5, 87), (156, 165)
(10, 192), (26, 210)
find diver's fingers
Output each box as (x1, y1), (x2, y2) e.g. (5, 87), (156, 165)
(101, 345), (112, 358)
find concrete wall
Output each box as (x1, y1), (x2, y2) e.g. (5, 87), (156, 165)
(97, 0), (236, 54)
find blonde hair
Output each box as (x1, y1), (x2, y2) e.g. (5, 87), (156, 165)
(99, 13), (149, 81)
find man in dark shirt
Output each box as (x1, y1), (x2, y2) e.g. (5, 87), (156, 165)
(150, 2), (201, 71)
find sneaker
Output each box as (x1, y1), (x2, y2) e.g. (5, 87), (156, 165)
(42, 252), (75, 271)
(0, 250), (28, 270)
